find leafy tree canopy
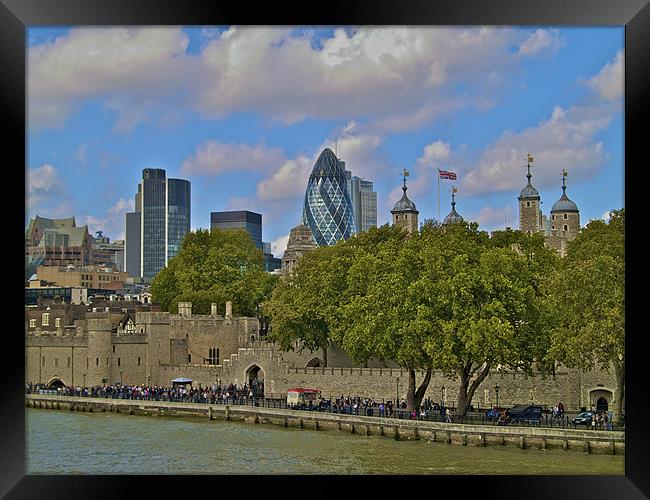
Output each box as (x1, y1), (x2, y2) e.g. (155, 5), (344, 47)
(151, 228), (278, 316)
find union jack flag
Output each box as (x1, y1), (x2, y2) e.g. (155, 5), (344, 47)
(438, 169), (457, 180)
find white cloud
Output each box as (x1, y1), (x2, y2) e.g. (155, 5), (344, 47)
(417, 140), (452, 168)
(29, 26), (533, 132)
(583, 50), (624, 101)
(27, 164), (62, 195)
(462, 104), (613, 196)
(181, 140), (285, 177)
(256, 156), (312, 202)
(82, 197), (135, 240)
(271, 234), (290, 258)
(28, 27), (194, 129)
(518, 29), (566, 57)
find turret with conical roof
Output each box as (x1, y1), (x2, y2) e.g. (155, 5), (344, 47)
(518, 154), (542, 234)
(550, 170), (580, 240)
(443, 187), (463, 225)
(391, 170), (419, 234)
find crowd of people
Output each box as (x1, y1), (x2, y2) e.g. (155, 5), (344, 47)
(26, 381), (264, 406)
(26, 382), (618, 430)
(328, 395), (453, 421)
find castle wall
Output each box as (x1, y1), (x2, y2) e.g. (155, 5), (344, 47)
(86, 314), (113, 386)
(25, 306), (619, 414)
(170, 315), (257, 365)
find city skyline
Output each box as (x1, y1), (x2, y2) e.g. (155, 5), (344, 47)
(26, 26), (624, 257)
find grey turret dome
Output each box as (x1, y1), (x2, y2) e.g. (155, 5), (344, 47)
(519, 183), (540, 199)
(391, 185), (418, 212)
(518, 162), (540, 200)
(443, 192), (463, 224)
(551, 190), (579, 213)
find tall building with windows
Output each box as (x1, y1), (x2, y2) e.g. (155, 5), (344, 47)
(210, 210), (280, 272)
(124, 169), (191, 281)
(210, 210), (263, 250)
(302, 148), (355, 246)
(356, 178), (378, 232)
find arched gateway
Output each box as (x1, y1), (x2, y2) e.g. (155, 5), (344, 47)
(245, 365), (265, 397)
(47, 377), (66, 389)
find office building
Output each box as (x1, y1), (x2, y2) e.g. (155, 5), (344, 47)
(124, 169), (191, 281)
(302, 148), (355, 246)
(210, 211), (262, 250)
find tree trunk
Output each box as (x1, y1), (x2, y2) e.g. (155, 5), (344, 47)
(456, 362), (491, 417)
(406, 367), (433, 411)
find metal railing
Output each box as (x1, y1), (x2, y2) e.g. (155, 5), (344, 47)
(26, 387), (623, 432)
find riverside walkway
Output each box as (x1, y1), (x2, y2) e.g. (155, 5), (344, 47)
(26, 394), (624, 455)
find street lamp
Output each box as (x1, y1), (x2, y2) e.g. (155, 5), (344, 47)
(441, 385), (445, 405)
(494, 384), (500, 408)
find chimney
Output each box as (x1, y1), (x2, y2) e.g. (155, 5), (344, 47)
(178, 302), (192, 317)
(211, 303), (218, 317)
(225, 301), (232, 319)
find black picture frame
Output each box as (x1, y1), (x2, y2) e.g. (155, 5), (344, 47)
(4, 0), (647, 497)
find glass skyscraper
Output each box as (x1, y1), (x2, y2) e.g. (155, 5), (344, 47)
(302, 148), (355, 246)
(350, 177), (377, 233)
(124, 169), (191, 281)
(210, 210), (263, 250)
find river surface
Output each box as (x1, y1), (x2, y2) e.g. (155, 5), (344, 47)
(26, 408), (624, 475)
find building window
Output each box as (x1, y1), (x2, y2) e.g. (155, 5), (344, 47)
(552, 225), (555, 230)
(395, 215), (399, 220)
(96, 358), (99, 366)
(113, 345), (116, 353)
(55, 318), (61, 328)
(563, 225), (568, 231)
(188, 354), (192, 363)
(30, 319), (36, 328)
(563, 213), (568, 220)
(106, 357), (109, 365)
(118, 357), (121, 367)
(552, 214), (555, 220)
(42, 313), (49, 326)
(137, 357), (141, 366)
(526, 201), (531, 207)
(216, 348), (219, 365)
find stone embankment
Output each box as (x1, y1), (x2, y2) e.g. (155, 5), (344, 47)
(26, 394), (624, 455)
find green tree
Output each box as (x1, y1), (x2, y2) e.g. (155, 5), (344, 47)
(416, 223), (557, 415)
(264, 236), (360, 366)
(547, 209), (625, 421)
(150, 228), (276, 316)
(335, 225), (434, 410)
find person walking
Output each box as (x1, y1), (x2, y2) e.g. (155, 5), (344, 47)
(445, 408), (452, 423)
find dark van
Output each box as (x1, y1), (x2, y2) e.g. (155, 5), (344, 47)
(508, 405), (543, 424)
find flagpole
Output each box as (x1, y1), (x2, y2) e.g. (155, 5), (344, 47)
(437, 170), (440, 221)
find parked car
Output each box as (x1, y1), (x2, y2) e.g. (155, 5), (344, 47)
(572, 411), (597, 428)
(508, 405), (543, 424)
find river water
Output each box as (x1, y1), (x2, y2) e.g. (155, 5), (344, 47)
(26, 408), (624, 475)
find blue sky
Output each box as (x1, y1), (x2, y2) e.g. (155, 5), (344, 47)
(26, 26), (624, 256)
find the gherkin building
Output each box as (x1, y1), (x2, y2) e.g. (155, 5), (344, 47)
(302, 148), (355, 246)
